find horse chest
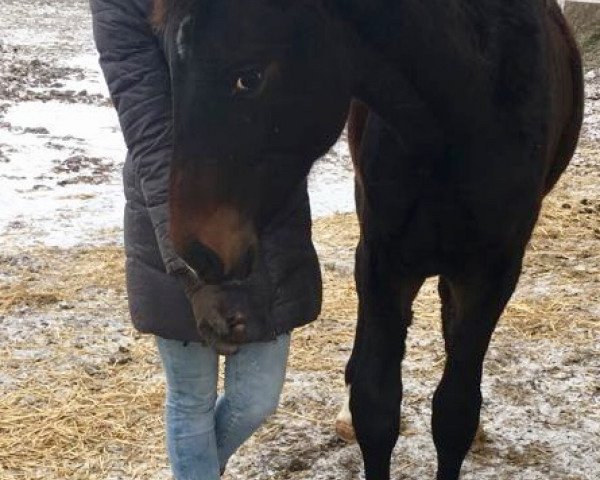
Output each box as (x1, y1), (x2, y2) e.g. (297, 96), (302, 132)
(359, 146), (531, 275)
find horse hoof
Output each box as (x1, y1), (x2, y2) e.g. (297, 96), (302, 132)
(335, 418), (356, 443)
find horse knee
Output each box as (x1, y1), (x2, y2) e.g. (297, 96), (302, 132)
(352, 378), (401, 446)
(432, 376), (482, 474)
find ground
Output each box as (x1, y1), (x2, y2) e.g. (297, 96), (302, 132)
(0, 2), (598, 479)
(567, 3), (600, 68)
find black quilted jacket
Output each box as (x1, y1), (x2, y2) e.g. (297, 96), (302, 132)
(90, 0), (322, 342)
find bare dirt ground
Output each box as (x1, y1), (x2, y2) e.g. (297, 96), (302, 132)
(1, 1), (598, 480)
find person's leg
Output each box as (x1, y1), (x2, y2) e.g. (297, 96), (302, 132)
(156, 337), (221, 480)
(215, 333), (291, 471)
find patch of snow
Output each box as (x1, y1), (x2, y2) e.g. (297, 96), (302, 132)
(0, 98), (356, 248)
(60, 52), (110, 98)
(0, 101), (126, 247)
(309, 137), (355, 218)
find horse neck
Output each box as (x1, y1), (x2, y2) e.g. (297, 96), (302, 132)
(340, 0), (503, 139)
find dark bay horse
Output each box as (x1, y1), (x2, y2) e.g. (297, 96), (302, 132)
(153, 1), (583, 478)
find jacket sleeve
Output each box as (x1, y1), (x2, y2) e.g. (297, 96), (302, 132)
(90, 0), (187, 276)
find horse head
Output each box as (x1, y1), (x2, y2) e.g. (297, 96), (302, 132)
(154, 0), (353, 282)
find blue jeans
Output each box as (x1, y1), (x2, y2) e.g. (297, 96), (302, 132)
(156, 334), (291, 480)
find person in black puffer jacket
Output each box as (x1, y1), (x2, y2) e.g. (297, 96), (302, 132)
(90, 1), (322, 478)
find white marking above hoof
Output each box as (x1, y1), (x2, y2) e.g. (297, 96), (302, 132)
(335, 386), (356, 443)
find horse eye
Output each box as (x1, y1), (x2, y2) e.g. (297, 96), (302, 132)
(234, 70), (264, 94)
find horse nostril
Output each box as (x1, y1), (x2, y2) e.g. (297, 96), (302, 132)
(184, 241), (225, 284)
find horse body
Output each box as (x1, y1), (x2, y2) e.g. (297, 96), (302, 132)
(155, 1), (583, 478)
(342, 2), (582, 478)
(346, 1), (582, 275)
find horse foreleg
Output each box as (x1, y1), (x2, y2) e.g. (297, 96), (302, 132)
(351, 314), (403, 479)
(432, 256), (523, 480)
(336, 245), (368, 442)
(350, 243), (423, 480)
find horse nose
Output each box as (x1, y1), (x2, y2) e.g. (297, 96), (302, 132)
(184, 241), (225, 284)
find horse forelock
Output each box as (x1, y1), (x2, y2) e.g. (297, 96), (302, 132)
(151, 0), (197, 32)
